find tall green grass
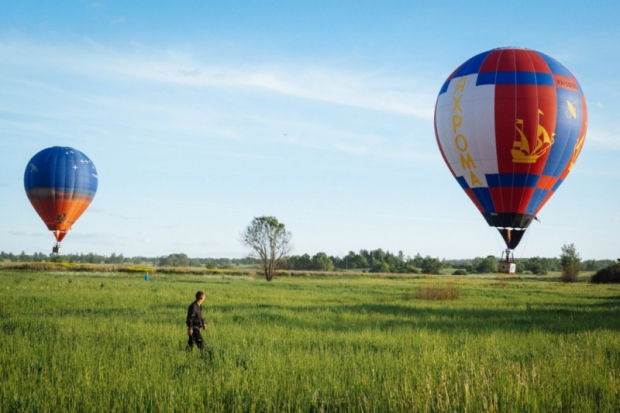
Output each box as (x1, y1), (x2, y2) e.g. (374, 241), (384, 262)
(1, 271), (619, 412)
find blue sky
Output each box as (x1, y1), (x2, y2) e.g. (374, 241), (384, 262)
(0, 1), (618, 259)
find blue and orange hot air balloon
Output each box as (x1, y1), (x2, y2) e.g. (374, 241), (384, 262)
(24, 147), (98, 252)
(434, 47), (587, 251)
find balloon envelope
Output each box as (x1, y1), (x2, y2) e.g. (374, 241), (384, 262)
(24, 147), (98, 242)
(434, 48), (587, 249)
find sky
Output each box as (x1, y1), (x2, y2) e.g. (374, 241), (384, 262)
(0, 1), (618, 260)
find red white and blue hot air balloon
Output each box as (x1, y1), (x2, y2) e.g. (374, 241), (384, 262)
(24, 147), (98, 252)
(434, 47), (587, 250)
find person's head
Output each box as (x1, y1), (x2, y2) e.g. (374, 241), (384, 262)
(195, 291), (205, 304)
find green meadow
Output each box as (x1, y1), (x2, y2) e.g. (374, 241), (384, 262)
(1, 270), (619, 412)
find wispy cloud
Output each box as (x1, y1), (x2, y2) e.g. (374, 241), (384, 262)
(172, 241), (220, 247)
(0, 39), (439, 166)
(67, 232), (128, 245)
(112, 63), (434, 118)
(88, 207), (145, 220)
(9, 230), (46, 237)
(0, 40), (434, 119)
(586, 127), (620, 150)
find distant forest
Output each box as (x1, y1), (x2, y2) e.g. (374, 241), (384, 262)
(1, 250), (617, 275)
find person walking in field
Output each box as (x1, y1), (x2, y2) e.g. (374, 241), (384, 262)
(186, 291), (207, 351)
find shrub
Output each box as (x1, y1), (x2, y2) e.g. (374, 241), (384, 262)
(119, 266), (154, 273)
(452, 269), (467, 276)
(591, 262), (620, 284)
(415, 285), (461, 301)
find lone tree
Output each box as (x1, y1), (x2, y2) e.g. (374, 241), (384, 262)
(560, 243), (581, 282)
(241, 216), (292, 281)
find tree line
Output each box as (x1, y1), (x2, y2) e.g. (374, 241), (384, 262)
(2, 250), (616, 275)
(283, 250), (443, 274)
(0, 251), (254, 268)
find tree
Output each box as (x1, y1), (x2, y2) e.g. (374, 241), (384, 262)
(295, 254), (312, 270)
(157, 253), (189, 267)
(352, 253), (369, 269)
(241, 216), (292, 281)
(370, 261), (390, 273)
(311, 252), (334, 271)
(476, 256), (497, 274)
(560, 243), (581, 282)
(421, 256), (443, 274)
(526, 256), (548, 275)
(412, 253), (423, 268)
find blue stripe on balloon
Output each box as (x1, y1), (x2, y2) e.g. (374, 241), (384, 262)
(525, 189), (549, 214)
(456, 176), (469, 189)
(476, 71), (554, 86)
(486, 173), (540, 188)
(495, 71), (516, 84)
(26, 188), (97, 199)
(476, 72), (496, 85)
(472, 187), (495, 213)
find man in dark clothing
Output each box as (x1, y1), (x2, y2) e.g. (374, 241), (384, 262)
(186, 291), (207, 351)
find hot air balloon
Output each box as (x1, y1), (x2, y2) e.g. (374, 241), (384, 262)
(434, 47), (587, 264)
(24, 147), (98, 253)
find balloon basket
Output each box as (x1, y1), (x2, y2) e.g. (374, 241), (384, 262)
(52, 243), (62, 254)
(498, 260), (516, 274)
(497, 249), (516, 274)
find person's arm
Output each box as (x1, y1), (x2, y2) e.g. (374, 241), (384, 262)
(186, 304), (195, 335)
(185, 304), (196, 336)
(200, 306), (206, 329)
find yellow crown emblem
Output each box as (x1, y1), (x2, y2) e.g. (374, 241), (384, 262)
(568, 133), (585, 171)
(512, 110), (555, 163)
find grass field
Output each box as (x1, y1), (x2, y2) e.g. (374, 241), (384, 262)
(1, 270), (619, 412)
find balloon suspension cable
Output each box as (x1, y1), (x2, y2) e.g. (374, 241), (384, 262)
(501, 248), (513, 262)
